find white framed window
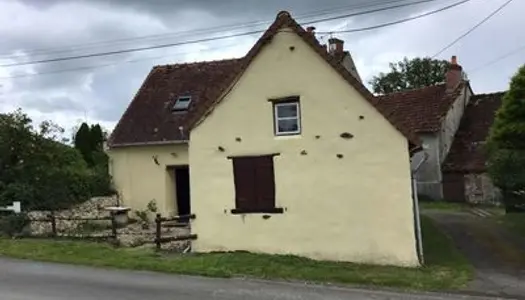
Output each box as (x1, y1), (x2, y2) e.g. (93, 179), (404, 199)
(273, 100), (301, 135)
(172, 96), (191, 111)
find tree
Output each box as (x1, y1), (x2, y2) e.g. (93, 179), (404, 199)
(486, 65), (525, 212)
(0, 109), (93, 211)
(369, 57), (450, 94)
(73, 122), (113, 197)
(74, 122), (94, 166)
(90, 124), (104, 152)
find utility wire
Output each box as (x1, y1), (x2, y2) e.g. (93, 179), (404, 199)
(0, 0), (468, 68)
(431, 0), (514, 58)
(318, 0), (471, 34)
(0, 0), (435, 59)
(469, 43), (525, 75)
(0, 42), (242, 80)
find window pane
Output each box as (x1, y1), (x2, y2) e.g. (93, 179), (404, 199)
(277, 118), (299, 133)
(276, 103), (297, 118)
(173, 97), (191, 110)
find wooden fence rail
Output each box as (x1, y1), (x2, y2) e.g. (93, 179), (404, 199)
(154, 213), (197, 250)
(29, 212), (118, 241)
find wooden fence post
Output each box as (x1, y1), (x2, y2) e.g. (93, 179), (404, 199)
(155, 213), (161, 251)
(110, 212), (118, 242)
(49, 212), (57, 237)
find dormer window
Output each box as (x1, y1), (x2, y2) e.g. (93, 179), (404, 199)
(172, 96), (192, 112)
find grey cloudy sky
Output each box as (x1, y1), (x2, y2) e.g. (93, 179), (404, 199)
(0, 0), (523, 137)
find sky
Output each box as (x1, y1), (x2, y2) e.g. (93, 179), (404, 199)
(0, 0), (523, 139)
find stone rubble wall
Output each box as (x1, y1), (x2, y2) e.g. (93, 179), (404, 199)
(464, 173), (502, 205)
(26, 196), (191, 251)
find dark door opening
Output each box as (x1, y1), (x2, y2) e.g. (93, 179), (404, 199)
(174, 165), (191, 221)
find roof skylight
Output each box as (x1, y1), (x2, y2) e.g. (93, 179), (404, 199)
(172, 96), (191, 111)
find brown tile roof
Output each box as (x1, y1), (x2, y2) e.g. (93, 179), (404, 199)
(442, 91), (505, 173)
(109, 11), (420, 148)
(377, 83), (464, 134)
(108, 58), (243, 146)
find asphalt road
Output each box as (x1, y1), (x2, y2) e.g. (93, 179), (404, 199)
(0, 258), (506, 300)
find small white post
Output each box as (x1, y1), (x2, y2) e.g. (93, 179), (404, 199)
(2, 201), (21, 213)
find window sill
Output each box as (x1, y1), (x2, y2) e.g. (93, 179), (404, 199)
(274, 134), (301, 140)
(230, 208), (284, 214)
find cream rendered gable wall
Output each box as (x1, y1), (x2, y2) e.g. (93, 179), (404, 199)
(189, 27), (418, 266)
(108, 144), (188, 216)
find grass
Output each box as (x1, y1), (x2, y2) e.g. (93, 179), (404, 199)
(419, 201), (467, 211)
(0, 216), (472, 291)
(496, 212), (525, 238)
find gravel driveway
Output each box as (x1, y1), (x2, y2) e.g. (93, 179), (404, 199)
(424, 210), (525, 299)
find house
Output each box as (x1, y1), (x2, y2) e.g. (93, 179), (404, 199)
(108, 11), (422, 266)
(377, 57), (473, 201)
(442, 92), (505, 204)
(377, 58), (506, 204)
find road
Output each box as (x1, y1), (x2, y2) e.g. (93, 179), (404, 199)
(0, 258), (507, 300)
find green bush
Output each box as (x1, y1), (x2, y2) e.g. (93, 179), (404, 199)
(0, 110), (95, 211)
(487, 65), (525, 212)
(0, 213), (30, 237)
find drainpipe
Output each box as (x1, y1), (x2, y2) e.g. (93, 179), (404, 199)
(412, 152), (429, 265)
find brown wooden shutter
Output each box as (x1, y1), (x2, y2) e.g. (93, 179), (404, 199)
(254, 156), (276, 210)
(232, 157), (256, 210)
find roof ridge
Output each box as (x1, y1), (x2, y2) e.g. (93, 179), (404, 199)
(153, 57), (244, 69)
(377, 83), (446, 97)
(472, 90), (507, 97)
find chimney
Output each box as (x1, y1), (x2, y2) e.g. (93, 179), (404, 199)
(446, 55), (463, 91)
(306, 26), (316, 36)
(328, 38), (344, 55)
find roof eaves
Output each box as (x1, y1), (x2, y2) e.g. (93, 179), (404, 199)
(108, 139), (189, 149)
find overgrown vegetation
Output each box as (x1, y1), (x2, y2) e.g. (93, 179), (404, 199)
(486, 65), (525, 213)
(369, 57), (450, 95)
(73, 122), (114, 197)
(0, 211), (30, 237)
(134, 199), (158, 229)
(497, 213), (525, 238)
(0, 216), (473, 291)
(0, 109), (113, 212)
(419, 201), (466, 211)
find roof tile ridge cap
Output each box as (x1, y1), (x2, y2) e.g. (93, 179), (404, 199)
(377, 84), (445, 97)
(108, 66), (157, 147)
(153, 57), (245, 69)
(184, 12), (290, 131)
(473, 90), (508, 97)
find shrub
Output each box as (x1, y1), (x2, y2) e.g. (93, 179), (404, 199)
(0, 213), (30, 237)
(0, 110), (103, 211)
(487, 65), (525, 212)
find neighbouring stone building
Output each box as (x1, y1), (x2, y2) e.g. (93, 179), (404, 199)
(378, 57), (505, 204)
(442, 92), (505, 204)
(378, 56), (472, 200)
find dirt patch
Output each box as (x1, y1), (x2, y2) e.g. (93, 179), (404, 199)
(424, 210), (525, 298)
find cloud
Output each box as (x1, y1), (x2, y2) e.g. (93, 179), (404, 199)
(0, 0), (524, 137)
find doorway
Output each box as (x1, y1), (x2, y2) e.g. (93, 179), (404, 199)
(174, 165), (191, 220)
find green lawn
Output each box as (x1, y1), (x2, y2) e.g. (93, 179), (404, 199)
(419, 201), (467, 211)
(496, 213), (525, 238)
(0, 216), (472, 291)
